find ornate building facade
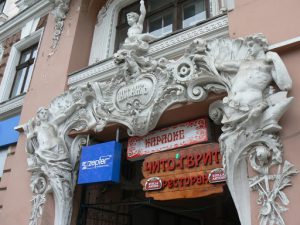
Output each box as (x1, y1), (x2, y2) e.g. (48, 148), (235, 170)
(0, 0), (300, 225)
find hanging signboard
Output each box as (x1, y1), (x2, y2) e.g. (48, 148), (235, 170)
(127, 118), (210, 161)
(78, 141), (122, 184)
(141, 143), (225, 200)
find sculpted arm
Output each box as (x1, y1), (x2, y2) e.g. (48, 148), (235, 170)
(138, 0), (146, 26)
(24, 119), (37, 154)
(215, 60), (240, 73)
(53, 100), (86, 126)
(266, 51), (292, 91)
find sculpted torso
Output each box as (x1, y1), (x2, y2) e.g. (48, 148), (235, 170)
(229, 59), (272, 108)
(35, 122), (60, 150)
(127, 24), (143, 37)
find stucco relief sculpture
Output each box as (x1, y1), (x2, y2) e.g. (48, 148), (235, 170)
(24, 6), (296, 225)
(207, 34), (298, 225)
(49, 0), (71, 54)
(122, 0), (156, 54)
(24, 86), (95, 225)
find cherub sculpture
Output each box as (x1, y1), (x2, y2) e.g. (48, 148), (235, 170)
(123, 0), (156, 54)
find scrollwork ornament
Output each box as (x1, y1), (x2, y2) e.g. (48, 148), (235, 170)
(24, 17), (297, 225)
(208, 33), (296, 225)
(172, 58), (196, 84)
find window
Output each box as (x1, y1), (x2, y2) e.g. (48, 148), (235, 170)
(0, 29), (42, 102)
(9, 44), (38, 98)
(115, 0), (209, 50)
(0, 0), (5, 14)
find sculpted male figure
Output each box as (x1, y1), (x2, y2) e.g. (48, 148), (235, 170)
(216, 34), (292, 131)
(123, 0), (156, 52)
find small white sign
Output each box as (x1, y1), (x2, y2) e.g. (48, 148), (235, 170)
(127, 118), (209, 161)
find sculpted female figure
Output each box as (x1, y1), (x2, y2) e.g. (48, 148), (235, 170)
(25, 99), (87, 225)
(26, 107), (72, 172)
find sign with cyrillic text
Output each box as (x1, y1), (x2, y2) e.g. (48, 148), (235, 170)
(141, 143), (225, 200)
(127, 118), (209, 161)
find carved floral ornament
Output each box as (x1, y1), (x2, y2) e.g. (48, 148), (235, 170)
(49, 0), (71, 55)
(24, 33), (297, 225)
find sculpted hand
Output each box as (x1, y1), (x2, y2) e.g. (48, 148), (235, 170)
(249, 102), (268, 118)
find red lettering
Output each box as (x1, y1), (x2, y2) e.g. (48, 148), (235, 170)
(191, 176), (197, 185)
(213, 151), (220, 164)
(203, 173), (208, 184)
(145, 139), (151, 148)
(151, 161), (160, 174)
(168, 179), (173, 189)
(187, 154), (195, 168)
(167, 159), (175, 171)
(179, 129), (184, 139)
(144, 162), (151, 172)
(179, 177), (185, 187)
(162, 134), (167, 144)
(163, 180), (168, 188)
(203, 152), (212, 165)
(177, 155), (187, 169)
(195, 153), (202, 167)
(160, 159), (166, 172)
(156, 136), (161, 145)
(197, 175), (203, 184)
(184, 177), (190, 187)
(173, 131), (179, 141)
(173, 178), (178, 187)
(167, 133), (172, 142)
(151, 138), (156, 147)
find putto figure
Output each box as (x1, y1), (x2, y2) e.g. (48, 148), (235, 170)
(123, 0), (156, 53)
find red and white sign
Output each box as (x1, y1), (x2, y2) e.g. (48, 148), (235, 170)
(144, 177), (163, 191)
(208, 168), (226, 183)
(127, 118), (209, 161)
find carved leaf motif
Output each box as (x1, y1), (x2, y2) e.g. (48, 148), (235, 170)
(278, 191), (289, 206)
(276, 203), (288, 213)
(261, 202), (272, 216)
(277, 161), (299, 191)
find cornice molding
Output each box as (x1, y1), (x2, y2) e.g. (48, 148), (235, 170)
(0, 95), (24, 119)
(69, 16), (229, 86)
(148, 16), (228, 56)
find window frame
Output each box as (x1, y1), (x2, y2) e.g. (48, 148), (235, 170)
(9, 43), (38, 99)
(89, 0), (227, 64)
(0, 0), (6, 14)
(0, 28), (43, 102)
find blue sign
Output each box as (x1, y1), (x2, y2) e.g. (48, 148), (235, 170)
(78, 141), (122, 184)
(0, 115), (20, 148)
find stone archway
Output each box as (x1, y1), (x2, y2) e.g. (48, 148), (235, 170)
(24, 34), (297, 225)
